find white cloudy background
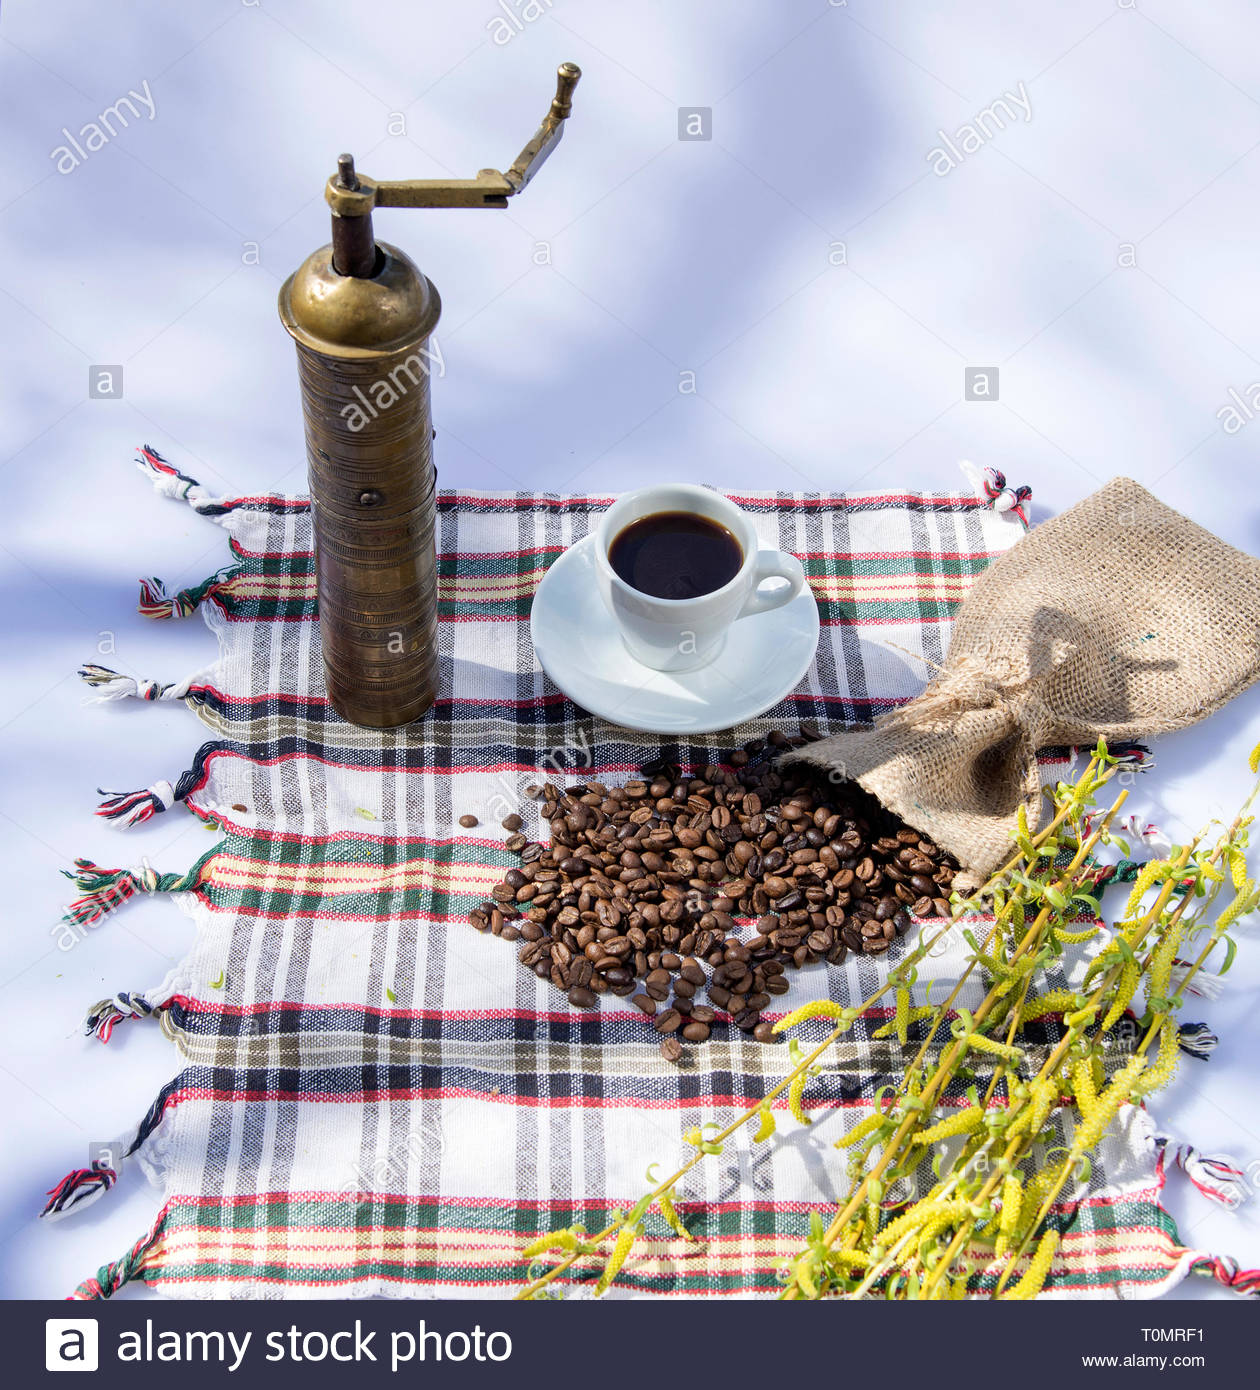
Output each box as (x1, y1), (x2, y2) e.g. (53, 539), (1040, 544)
(1, 0), (1259, 1297)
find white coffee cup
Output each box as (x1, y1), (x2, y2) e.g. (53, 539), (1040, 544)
(592, 484), (807, 672)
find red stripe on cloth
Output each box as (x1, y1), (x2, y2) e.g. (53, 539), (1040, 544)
(223, 495), (308, 510)
(433, 545), (996, 566)
(433, 492), (988, 511)
(156, 1190), (825, 1214)
(439, 494), (614, 508)
(174, 994), (907, 1027)
(230, 543), (1004, 563)
(194, 682), (331, 708)
(201, 904), (461, 925)
(822, 614), (955, 627)
(800, 548), (1004, 561)
(162, 1182), (1158, 1217)
(185, 749), (651, 801)
(213, 609), (964, 628)
(197, 738), (1065, 806)
(220, 613), (314, 623)
(139, 1265), (1169, 1293)
(230, 543), (315, 559)
(189, 684), (906, 713)
(193, 748), (695, 782)
(140, 1273), (759, 1293)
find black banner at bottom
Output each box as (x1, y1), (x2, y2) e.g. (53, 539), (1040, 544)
(15, 1296), (1245, 1388)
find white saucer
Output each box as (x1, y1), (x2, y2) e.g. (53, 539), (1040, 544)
(530, 534), (821, 735)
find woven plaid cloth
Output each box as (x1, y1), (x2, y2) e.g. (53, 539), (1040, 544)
(50, 450), (1244, 1300)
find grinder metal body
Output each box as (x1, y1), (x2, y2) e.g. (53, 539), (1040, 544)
(279, 63), (581, 728)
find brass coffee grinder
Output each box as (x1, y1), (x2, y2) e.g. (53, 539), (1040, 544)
(279, 63), (581, 727)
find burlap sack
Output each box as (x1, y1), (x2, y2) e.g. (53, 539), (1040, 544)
(789, 477), (1260, 886)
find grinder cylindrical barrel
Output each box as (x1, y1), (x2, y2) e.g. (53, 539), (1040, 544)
(278, 241), (442, 728)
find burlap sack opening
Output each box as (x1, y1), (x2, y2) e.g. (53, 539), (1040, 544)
(788, 477), (1260, 886)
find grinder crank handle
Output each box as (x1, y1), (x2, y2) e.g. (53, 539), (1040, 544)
(504, 59), (582, 193)
(326, 63), (582, 216)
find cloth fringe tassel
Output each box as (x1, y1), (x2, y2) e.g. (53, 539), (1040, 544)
(1171, 959), (1224, 999)
(93, 746), (213, 828)
(69, 1216), (165, 1300)
(41, 1159), (120, 1221)
(1156, 1134), (1250, 1209)
(1190, 1253), (1260, 1297)
(83, 990), (162, 1044)
(77, 662), (208, 704)
(1080, 858), (1143, 903)
(958, 460), (1032, 527)
(94, 780), (176, 828)
(134, 444), (223, 513)
(137, 563), (239, 620)
(1110, 742), (1156, 771)
(60, 848), (216, 928)
(1177, 1021), (1219, 1059)
(1080, 813), (1169, 857)
(43, 1080), (177, 1226)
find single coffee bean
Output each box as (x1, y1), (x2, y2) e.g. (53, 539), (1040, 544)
(567, 986), (596, 1008)
(458, 813), (479, 828)
(682, 1021), (711, 1043)
(654, 1009), (682, 1034)
(753, 1020), (778, 1043)
(631, 993), (657, 1015)
(660, 1036), (683, 1064)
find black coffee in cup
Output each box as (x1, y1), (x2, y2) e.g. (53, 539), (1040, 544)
(608, 511), (743, 600)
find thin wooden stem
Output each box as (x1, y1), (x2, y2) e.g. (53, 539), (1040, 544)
(786, 792), (1124, 1298)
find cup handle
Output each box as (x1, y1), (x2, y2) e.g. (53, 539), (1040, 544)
(737, 549), (807, 619)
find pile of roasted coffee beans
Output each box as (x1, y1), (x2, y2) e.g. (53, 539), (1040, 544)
(465, 727), (958, 1059)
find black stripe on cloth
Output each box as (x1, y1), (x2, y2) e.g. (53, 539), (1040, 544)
(167, 999), (1066, 1050)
